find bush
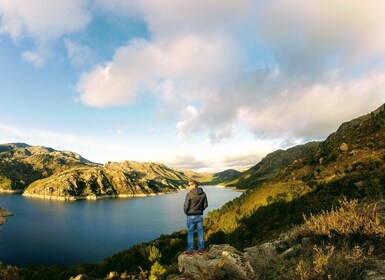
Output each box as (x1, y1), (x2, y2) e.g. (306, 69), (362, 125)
(0, 262), (23, 280)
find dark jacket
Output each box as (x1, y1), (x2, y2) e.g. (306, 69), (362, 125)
(184, 187), (208, 216)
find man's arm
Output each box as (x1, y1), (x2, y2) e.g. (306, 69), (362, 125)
(184, 193), (190, 214)
(203, 194), (208, 210)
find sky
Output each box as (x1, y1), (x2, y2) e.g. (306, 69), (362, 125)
(1, 1), (385, 172)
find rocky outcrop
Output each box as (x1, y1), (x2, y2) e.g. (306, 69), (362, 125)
(171, 243), (282, 280)
(175, 237), (385, 280)
(0, 207), (13, 225)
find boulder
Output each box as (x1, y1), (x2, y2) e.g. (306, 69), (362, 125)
(177, 244), (255, 280)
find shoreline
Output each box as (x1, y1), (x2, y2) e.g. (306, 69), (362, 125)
(206, 184), (244, 192)
(0, 189), (23, 194)
(4, 185), (241, 201)
(21, 190), (180, 201)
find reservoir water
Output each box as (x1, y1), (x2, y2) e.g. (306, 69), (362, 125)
(0, 186), (241, 266)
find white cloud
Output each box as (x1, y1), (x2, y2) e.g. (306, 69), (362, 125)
(0, 0), (92, 65)
(77, 36), (240, 107)
(0, 0), (91, 40)
(165, 143), (272, 172)
(21, 50), (44, 67)
(258, 0), (385, 75)
(238, 71), (385, 140)
(138, 0), (253, 39)
(64, 39), (95, 67)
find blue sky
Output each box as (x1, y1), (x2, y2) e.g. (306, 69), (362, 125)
(1, 1), (385, 172)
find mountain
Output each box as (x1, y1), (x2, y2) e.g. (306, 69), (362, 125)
(225, 141), (320, 189)
(172, 168), (242, 186)
(209, 169), (242, 184)
(0, 143), (97, 192)
(0, 143), (194, 199)
(24, 161), (190, 200)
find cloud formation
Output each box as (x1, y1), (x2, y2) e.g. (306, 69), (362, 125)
(2, 0), (385, 154)
(74, 0), (385, 146)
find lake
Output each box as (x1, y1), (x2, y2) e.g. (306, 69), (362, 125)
(0, 186), (241, 266)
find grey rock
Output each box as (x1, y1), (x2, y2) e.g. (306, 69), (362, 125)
(221, 250), (255, 279)
(178, 245), (255, 280)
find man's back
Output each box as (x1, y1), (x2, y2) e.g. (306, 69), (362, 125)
(184, 187), (208, 215)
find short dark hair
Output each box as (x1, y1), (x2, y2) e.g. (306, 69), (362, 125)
(188, 180), (198, 187)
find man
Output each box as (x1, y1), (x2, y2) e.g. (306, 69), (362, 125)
(184, 180), (208, 256)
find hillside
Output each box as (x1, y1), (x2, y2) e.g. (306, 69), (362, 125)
(205, 103), (385, 246)
(0, 143), (97, 192)
(180, 168), (242, 186)
(225, 141), (320, 189)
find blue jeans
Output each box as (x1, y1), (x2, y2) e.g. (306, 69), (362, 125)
(187, 215), (204, 252)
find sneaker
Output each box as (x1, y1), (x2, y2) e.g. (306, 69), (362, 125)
(198, 250), (204, 255)
(185, 251), (193, 256)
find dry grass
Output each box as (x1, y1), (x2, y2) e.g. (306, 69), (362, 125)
(294, 245), (368, 280)
(302, 197), (385, 238)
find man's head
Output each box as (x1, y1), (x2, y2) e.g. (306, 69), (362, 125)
(188, 180), (198, 189)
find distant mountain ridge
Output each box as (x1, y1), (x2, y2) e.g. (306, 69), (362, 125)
(0, 143), (197, 199)
(226, 141), (320, 189)
(23, 161), (191, 200)
(0, 143), (98, 193)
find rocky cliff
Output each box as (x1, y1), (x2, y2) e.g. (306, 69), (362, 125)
(0, 207), (13, 225)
